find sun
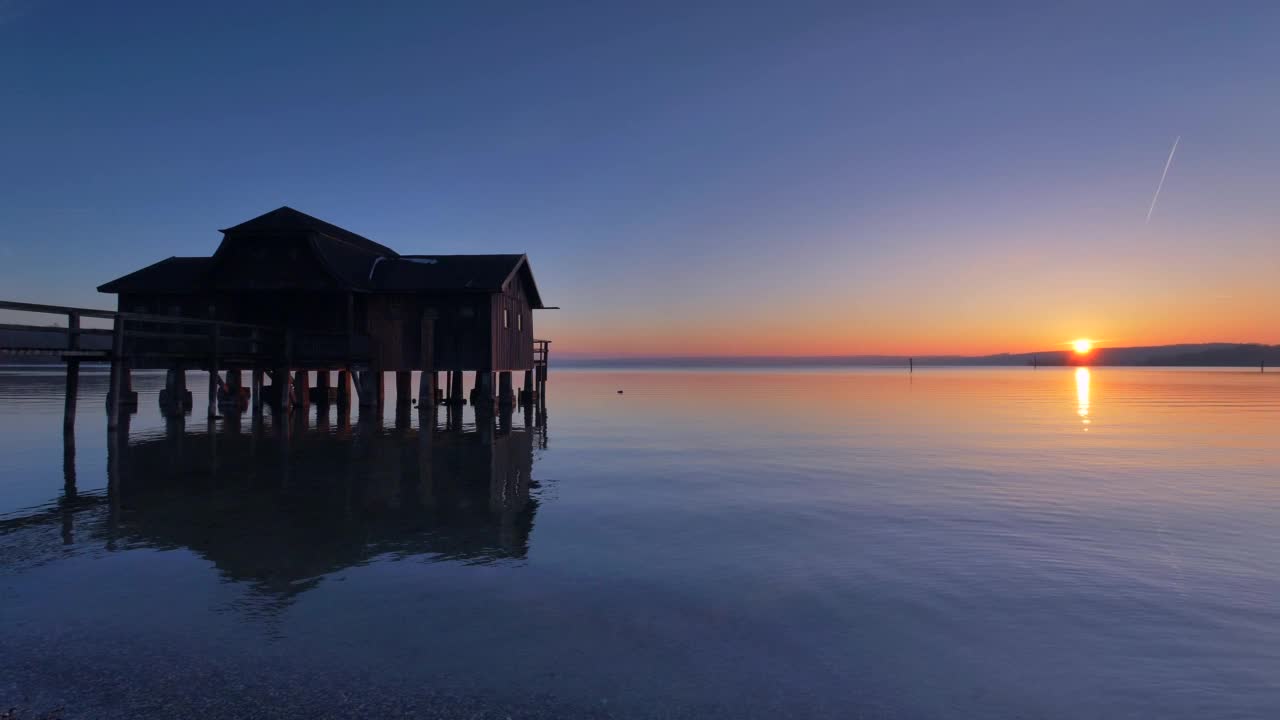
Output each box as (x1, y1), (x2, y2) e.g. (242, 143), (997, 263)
(1072, 338), (1093, 355)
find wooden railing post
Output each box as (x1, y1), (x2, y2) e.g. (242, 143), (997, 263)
(207, 323), (220, 418)
(67, 311), (80, 351)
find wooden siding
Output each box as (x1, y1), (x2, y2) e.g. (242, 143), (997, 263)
(491, 275), (534, 371)
(427, 294), (492, 370)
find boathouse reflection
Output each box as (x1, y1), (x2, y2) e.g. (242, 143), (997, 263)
(85, 405), (542, 608)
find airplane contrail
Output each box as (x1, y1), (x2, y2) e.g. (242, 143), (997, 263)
(1146, 135), (1180, 223)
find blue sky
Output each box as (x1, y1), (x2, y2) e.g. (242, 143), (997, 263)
(3, 1), (1278, 355)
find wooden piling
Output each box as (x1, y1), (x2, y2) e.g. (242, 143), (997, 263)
(521, 369), (534, 405)
(498, 371), (514, 407)
(251, 368), (264, 415)
(207, 323), (220, 418)
(207, 369), (219, 418)
(336, 369), (352, 407)
(316, 369), (331, 403)
(357, 370), (371, 408)
(448, 370), (464, 405)
(107, 317), (125, 431)
(226, 369), (243, 396)
(396, 371), (413, 408)
(418, 370), (436, 410)
(293, 369), (310, 413)
(474, 371), (494, 410)
(63, 360), (79, 433)
(274, 365), (292, 414)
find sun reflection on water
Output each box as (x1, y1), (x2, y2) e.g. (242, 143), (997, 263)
(1076, 367), (1091, 430)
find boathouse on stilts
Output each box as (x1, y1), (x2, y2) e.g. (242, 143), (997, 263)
(0, 206), (552, 433)
(91, 206), (553, 420)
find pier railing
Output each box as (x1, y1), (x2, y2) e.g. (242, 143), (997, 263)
(0, 300), (367, 366)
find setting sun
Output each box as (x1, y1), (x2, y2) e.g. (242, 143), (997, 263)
(1072, 339), (1093, 354)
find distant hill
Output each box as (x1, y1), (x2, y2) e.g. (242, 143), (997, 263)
(556, 343), (1280, 368)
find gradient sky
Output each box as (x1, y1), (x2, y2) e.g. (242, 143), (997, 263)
(2, 1), (1278, 357)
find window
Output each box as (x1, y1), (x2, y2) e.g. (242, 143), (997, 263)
(503, 308), (509, 329)
(517, 312), (523, 332)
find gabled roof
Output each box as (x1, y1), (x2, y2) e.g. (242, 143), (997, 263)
(220, 206), (398, 257)
(374, 255), (545, 308)
(99, 208), (548, 306)
(98, 257), (212, 293)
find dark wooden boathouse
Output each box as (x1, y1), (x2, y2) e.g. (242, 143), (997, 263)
(87, 206), (552, 416)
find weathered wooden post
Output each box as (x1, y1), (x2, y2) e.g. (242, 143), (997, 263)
(396, 371), (413, 409)
(336, 369), (352, 407)
(204, 322), (221, 418)
(207, 372), (219, 417)
(445, 400), (462, 432)
(521, 369), (534, 405)
(251, 368), (264, 415)
(473, 371), (495, 410)
(498, 371), (514, 407)
(394, 371), (413, 429)
(316, 369), (331, 404)
(282, 330), (295, 414)
(293, 369), (310, 413)
(107, 316), (125, 431)
(358, 370), (378, 408)
(63, 311), (80, 433)
(166, 364), (189, 415)
(418, 370), (436, 410)
(273, 366), (292, 415)
(63, 362), (79, 433)
(448, 370), (464, 405)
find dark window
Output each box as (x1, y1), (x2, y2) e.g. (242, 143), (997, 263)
(517, 313), (522, 332)
(503, 308), (509, 328)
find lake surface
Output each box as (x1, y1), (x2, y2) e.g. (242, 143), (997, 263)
(2, 367), (1278, 719)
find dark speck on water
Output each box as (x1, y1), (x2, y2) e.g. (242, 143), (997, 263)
(2, 367), (1279, 719)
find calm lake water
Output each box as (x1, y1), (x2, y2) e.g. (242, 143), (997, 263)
(2, 367), (1278, 719)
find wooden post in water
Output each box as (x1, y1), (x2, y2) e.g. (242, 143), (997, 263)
(107, 316), (125, 431)
(274, 365), (292, 415)
(207, 370), (219, 418)
(316, 369), (331, 404)
(293, 369), (310, 414)
(251, 368), (264, 415)
(62, 311), (81, 433)
(396, 371), (413, 409)
(521, 370), (534, 405)
(357, 370), (371, 408)
(473, 371), (494, 410)
(63, 360), (79, 433)
(909, 357), (913, 374)
(206, 323), (221, 418)
(336, 369), (352, 408)
(498, 371), (514, 408)
(448, 370), (464, 405)
(226, 369), (242, 395)
(418, 370), (435, 410)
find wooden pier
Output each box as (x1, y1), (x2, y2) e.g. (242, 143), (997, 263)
(0, 299), (551, 432)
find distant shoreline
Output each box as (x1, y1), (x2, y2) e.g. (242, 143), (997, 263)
(5, 341), (1276, 370)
